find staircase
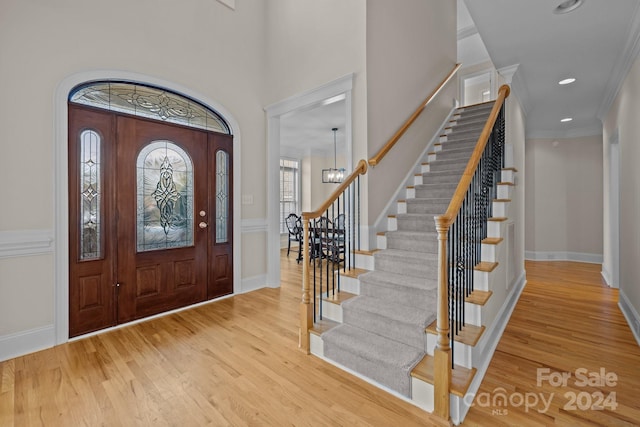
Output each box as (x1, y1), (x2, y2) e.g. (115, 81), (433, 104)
(308, 101), (516, 414)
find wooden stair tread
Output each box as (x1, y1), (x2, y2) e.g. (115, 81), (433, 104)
(320, 291), (357, 304)
(465, 290), (492, 306)
(493, 198), (512, 202)
(397, 199), (407, 203)
(502, 167), (518, 172)
(353, 249), (379, 256)
(376, 231), (386, 236)
(411, 355), (477, 397)
(487, 217), (508, 222)
(310, 318), (339, 336)
(475, 261), (498, 272)
(426, 321), (486, 347)
(497, 181), (515, 186)
(341, 268), (369, 279)
(482, 237), (503, 245)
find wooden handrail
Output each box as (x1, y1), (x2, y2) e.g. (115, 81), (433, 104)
(438, 84), (510, 228)
(301, 159), (368, 220)
(368, 63), (461, 167)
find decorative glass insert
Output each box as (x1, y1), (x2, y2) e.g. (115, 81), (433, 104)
(70, 82), (231, 134)
(215, 150), (229, 244)
(80, 130), (101, 260)
(137, 141), (194, 252)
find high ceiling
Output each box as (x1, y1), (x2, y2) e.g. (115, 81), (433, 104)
(281, 1), (640, 155)
(461, 0), (640, 139)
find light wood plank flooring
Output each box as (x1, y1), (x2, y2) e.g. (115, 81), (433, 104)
(1, 255), (639, 426)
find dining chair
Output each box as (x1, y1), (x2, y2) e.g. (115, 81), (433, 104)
(285, 213), (303, 262)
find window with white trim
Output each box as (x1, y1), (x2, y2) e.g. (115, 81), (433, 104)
(280, 158), (300, 233)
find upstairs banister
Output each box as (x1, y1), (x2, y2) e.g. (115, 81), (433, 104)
(368, 63), (461, 167)
(438, 84), (511, 228)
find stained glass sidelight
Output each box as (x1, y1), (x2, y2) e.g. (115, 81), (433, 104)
(80, 130), (101, 260)
(137, 141), (194, 252)
(215, 150), (229, 244)
(70, 82), (231, 134)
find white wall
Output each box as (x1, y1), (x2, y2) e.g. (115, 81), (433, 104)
(525, 135), (603, 262)
(0, 0), (267, 349)
(365, 0), (457, 226)
(603, 55), (640, 342)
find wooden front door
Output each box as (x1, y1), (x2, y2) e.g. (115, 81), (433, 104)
(69, 104), (233, 337)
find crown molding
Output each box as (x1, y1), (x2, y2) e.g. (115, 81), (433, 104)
(597, 2), (640, 120)
(526, 122), (603, 140)
(457, 24), (478, 40)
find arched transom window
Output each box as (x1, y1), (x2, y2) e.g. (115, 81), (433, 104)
(69, 81), (231, 134)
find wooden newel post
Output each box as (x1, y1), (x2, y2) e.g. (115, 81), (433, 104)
(299, 216), (313, 353)
(434, 215), (451, 420)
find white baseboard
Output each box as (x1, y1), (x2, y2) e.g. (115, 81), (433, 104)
(0, 325), (55, 362)
(525, 251), (603, 264)
(451, 271), (527, 425)
(601, 266), (613, 287)
(618, 289), (640, 347)
(241, 274), (269, 292)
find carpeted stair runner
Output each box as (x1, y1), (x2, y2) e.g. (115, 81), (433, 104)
(322, 101), (495, 397)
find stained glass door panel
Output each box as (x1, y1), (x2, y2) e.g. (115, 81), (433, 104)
(116, 116), (208, 323)
(208, 134), (233, 298)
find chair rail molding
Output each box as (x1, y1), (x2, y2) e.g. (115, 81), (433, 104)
(0, 229), (54, 259)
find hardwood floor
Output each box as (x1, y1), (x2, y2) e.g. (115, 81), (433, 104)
(464, 261), (640, 426)
(1, 256), (638, 426)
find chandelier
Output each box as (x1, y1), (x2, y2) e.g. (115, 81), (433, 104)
(322, 127), (345, 183)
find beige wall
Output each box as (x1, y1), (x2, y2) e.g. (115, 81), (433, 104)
(265, 0), (368, 164)
(365, 0), (457, 225)
(504, 87), (527, 284)
(603, 55), (640, 328)
(0, 0), (268, 338)
(525, 135), (603, 258)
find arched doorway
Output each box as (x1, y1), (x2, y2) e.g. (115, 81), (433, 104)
(67, 81), (234, 337)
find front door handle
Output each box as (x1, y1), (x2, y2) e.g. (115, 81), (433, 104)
(199, 222), (208, 229)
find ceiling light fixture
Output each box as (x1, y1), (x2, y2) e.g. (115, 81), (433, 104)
(553, 0), (584, 14)
(322, 127), (345, 183)
(559, 78), (576, 85)
(561, 117), (573, 122)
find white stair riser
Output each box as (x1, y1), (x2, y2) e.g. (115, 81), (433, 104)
(497, 184), (513, 200)
(337, 275), (360, 295)
(354, 253), (375, 271)
(414, 175), (424, 185)
(377, 234), (387, 249)
(397, 201), (407, 214)
(481, 243), (497, 263)
(426, 334), (473, 369)
(465, 302), (484, 327)
(421, 164), (430, 174)
(427, 153), (437, 163)
(319, 299), (343, 323)
(474, 270), (490, 291)
(493, 201), (509, 218)
(501, 169), (516, 183)
(433, 144), (443, 152)
(439, 135), (448, 143)
(310, 333), (324, 357)
(387, 216), (398, 231)
(406, 187), (416, 198)
(487, 221), (504, 238)
(411, 378), (435, 412)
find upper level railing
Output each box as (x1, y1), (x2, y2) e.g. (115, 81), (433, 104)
(432, 84), (510, 419)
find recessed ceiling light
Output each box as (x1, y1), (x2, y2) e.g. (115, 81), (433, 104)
(554, 0), (584, 14)
(559, 78), (576, 85)
(561, 117), (573, 122)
